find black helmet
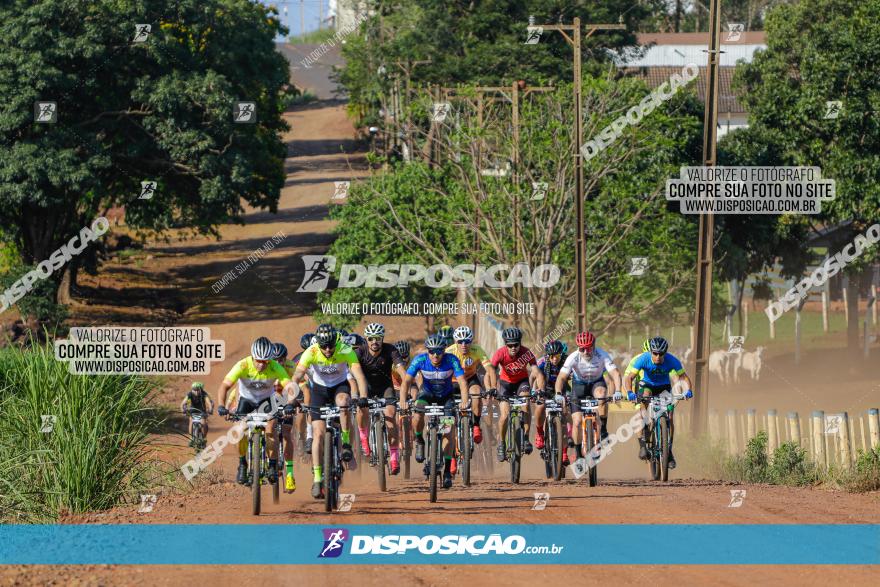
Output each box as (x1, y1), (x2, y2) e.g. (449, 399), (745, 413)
(436, 325), (454, 346)
(300, 332), (315, 350)
(271, 342), (288, 361)
(394, 340), (410, 358)
(425, 334), (445, 351)
(315, 324), (336, 347)
(544, 339), (564, 355)
(251, 337), (274, 361)
(648, 337), (669, 354)
(502, 327), (522, 344)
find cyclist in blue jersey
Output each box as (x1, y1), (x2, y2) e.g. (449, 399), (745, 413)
(535, 340), (570, 464)
(622, 337), (694, 469)
(398, 334), (470, 489)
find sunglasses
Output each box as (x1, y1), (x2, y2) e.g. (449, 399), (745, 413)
(367, 337), (383, 343)
(319, 343), (335, 350)
(458, 339), (473, 345)
(651, 351), (666, 357)
(427, 349), (445, 356)
(578, 346), (594, 352)
(549, 353), (561, 359)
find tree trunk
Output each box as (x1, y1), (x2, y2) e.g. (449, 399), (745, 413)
(56, 261), (79, 305)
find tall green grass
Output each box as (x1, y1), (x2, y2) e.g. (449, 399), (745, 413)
(0, 345), (162, 522)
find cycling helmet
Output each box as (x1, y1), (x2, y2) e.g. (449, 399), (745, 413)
(642, 339), (651, 353)
(501, 327), (522, 343)
(271, 342), (288, 361)
(561, 341), (569, 354)
(315, 324), (337, 347)
(338, 328), (349, 337)
(453, 325), (473, 342)
(544, 339), (564, 355)
(363, 322), (385, 338)
(394, 340), (410, 359)
(300, 333), (315, 350)
(251, 337), (274, 361)
(575, 331), (595, 350)
(648, 336), (669, 354)
(191, 381), (204, 391)
(343, 333), (365, 348)
(425, 334), (446, 351)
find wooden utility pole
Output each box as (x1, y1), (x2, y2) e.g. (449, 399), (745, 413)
(535, 19), (625, 332)
(692, 0), (723, 436)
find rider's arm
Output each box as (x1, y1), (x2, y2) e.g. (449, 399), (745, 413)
(481, 358), (497, 388)
(217, 379), (234, 409)
(180, 397), (189, 412)
(349, 363), (369, 400)
(205, 393), (215, 413)
(291, 363), (310, 405)
(529, 364), (546, 391)
(555, 353), (576, 395)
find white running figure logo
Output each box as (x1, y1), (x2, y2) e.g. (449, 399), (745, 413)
(321, 530), (346, 557)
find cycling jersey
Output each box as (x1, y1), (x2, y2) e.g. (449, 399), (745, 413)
(184, 389), (210, 412)
(224, 357), (291, 403)
(355, 343), (403, 390)
(537, 355), (568, 389)
(406, 352), (464, 398)
(559, 347), (617, 383)
(625, 352), (684, 387)
(297, 342), (359, 387)
(491, 346), (536, 384)
(445, 343), (491, 379)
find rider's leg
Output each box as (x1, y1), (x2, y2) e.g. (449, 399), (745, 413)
(337, 391), (352, 446)
(385, 394), (399, 472)
(592, 383), (609, 438)
(469, 383), (483, 443)
(357, 403), (370, 453)
(498, 400), (511, 445)
(571, 412), (584, 456)
(534, 402), (546, 447)
(311, 418), (325, 478)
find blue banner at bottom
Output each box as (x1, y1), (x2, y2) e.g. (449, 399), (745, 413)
(0, 524), (877, 565)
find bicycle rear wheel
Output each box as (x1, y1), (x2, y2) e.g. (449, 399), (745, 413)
(428, 426), (438, 503)
(251, 432), (262, 516)
(659, 416), (670, 482)
(374, 417), (387, 492)
(323, 430), (336, 512)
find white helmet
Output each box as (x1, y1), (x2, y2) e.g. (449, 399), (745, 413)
(363, 322), (385, 338)
(453, 325), (473, 342)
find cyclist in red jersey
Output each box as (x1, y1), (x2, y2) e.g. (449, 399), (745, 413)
(490, 327), (545, 462)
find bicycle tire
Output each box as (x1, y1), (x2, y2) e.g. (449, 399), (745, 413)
(272, 428), (281, 504)
(402, 415), (412, 479)
(323, 430), (335, 512)
(461, 416), (472, 486)
(584, 419), (597, 487)
(659, 416), (670, 482)
(428, 425), (438, 503)
(251, 431), (262, 516)
(374, 417), (387, 492)
(649, 422), (660, 481)
(510, 413), (521, 484)
(551, 416), (564, 481)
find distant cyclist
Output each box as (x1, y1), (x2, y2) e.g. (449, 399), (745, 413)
(216, 337), (295, 485)
(622, 336), (693, 469)
(289, 323), (370, 499)
(554, 331), (621, 460)
(446, 325), (495, 444)
(181, 382), (214, 447)
(535, 340), (569, 464)
(353, 322), (407, 475)
(398, 334), (470, 489)
(491, 327), (545, 463)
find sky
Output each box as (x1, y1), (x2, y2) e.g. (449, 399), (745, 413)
(260, 0), (334, 39)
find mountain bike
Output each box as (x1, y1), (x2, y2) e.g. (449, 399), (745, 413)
(497, 391), (536, 485)
(639, 391), (685, 482)
(366, 398), (395, 492)
(454, 390), (490, 486)
(419, 403), (455, 503)
(187, 408), (208, 451)
(318, 405), (349, 512)
(476, 399), (498, 476)
(228, 403), (284, 516)
(399, 407), (413, 479)
(537, 395), (565, 481)
(577, 398), (602, 487)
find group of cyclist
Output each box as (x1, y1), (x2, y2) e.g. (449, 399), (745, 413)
(188, 320), (694, 499)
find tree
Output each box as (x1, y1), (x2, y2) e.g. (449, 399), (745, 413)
(0, 0), (290, 305)
(733, 0), (880, 351)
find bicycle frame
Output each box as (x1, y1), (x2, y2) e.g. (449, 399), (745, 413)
(641, 392), (682, 482)
(579, 399), (601, 487)
(366, 398), (393, 491)
(503, 395), (531, 484)
(421, 404), (452, 503)
(540, 398), (564, 481)
(319, 406), (344, 512)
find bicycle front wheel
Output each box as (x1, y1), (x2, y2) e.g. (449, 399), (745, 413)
(659, 416), (670, 482)
(251, 431), (262, 516)
(510, 413), (522, 484)
(551, 416), (564, 481)
(374, 417), (387, 492)
(461, 417), (472, 486)
(323, 430), (336, 512)
(584, 420), (597, 487)
(428, 425), (438, 503)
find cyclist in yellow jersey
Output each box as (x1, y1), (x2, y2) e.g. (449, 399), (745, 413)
(290, 323), (370, 499)
(446, 325), (496, 444)
(216, 337), (296, 485)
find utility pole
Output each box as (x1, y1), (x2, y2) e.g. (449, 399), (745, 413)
(534, 19), (625, 332)
(692, 0), (723, 436)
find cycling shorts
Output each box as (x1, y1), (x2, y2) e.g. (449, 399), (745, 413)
(310, 380), (351, 411)
(365, 380), (397, 400)
(498, 379), (530, 399)
(569, 378), (606, 413)
(452, 374), (484, 398)
(235, 397), (274, 416)
(637, 382), (672, 397)
(415, 391), (456, 416)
